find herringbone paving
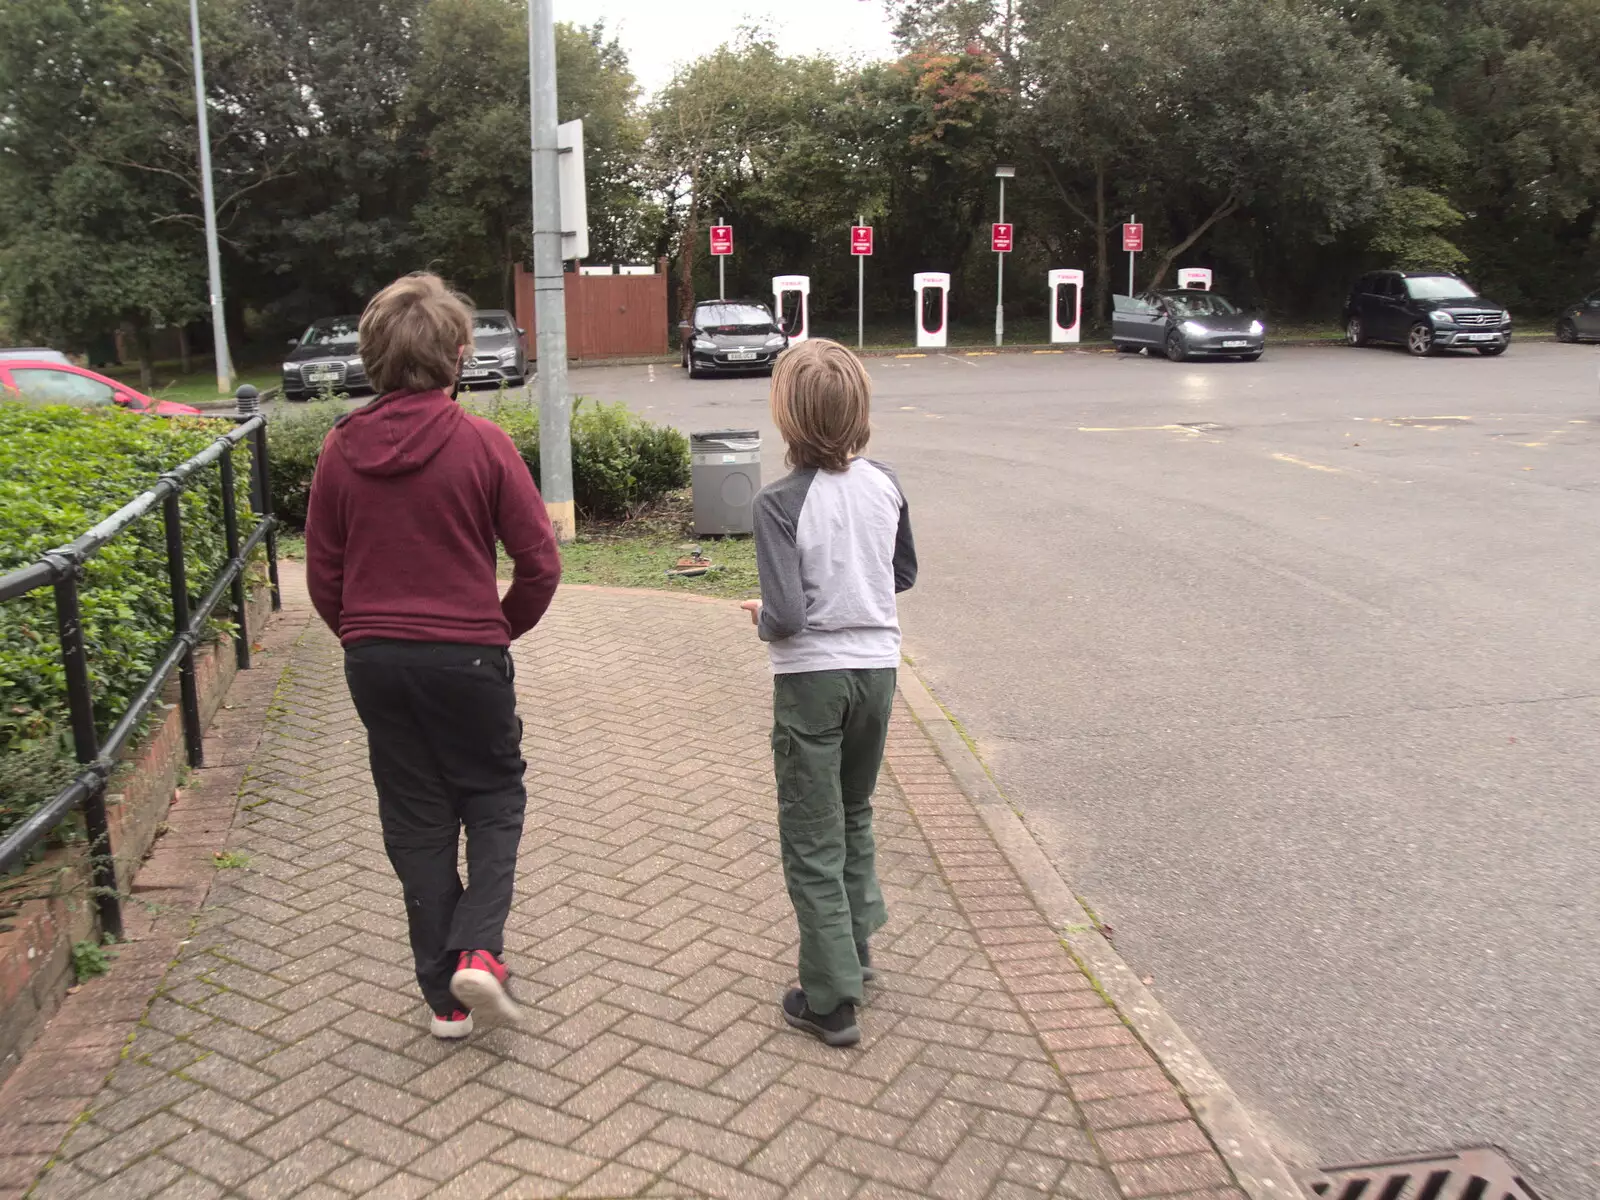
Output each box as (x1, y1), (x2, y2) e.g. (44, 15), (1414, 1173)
(23, 568), (1242, 1199)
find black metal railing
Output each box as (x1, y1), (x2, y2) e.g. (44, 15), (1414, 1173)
(0, 413), (280, 939)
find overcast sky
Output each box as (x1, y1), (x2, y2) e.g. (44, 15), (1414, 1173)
(552, 0), (901, 96)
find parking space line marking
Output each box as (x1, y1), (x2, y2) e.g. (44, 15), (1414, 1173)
(941, 354), (980, 368)
(647, 364), (655, 383)
(1272, 453), (1341, 473)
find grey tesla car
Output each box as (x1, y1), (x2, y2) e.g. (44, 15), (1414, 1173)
(1112, 289), (1265, 361)
(680, 300), (788, 378)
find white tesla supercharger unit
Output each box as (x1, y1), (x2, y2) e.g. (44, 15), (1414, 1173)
(1048, 269), (1085, 343)
(772, 275), (810, 344)
(1178, 267), (1213, 291)
(914, 272), (951, 349)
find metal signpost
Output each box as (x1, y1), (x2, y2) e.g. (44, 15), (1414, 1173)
(994, 165), (1014, 346)
(1124, 217), (1143, 296)
(529, 0), (574, 541)
(851, 220), (873, 349)
(710, 223), (733, 299)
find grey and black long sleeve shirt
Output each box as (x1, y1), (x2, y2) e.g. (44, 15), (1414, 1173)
(752, 458), (917, 674)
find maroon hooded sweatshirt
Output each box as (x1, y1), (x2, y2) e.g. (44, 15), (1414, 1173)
(304, 389), (560, 647)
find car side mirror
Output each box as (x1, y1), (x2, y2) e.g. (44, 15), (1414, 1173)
(112, 391), (132, 407)
(516, 327), (526, 336)
(286, 338), (298, 347)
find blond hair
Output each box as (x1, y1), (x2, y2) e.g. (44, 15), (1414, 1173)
(769, 339), (872, 473)
(359, 273), (473, 395)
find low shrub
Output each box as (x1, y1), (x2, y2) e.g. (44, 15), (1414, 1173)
(268, 395), (690, 526)
(0, 406), (253, 840)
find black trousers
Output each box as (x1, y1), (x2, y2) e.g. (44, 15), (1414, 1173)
(343, 640), (527, 1014)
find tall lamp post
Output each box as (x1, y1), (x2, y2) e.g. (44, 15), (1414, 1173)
(994, 164), (1014, 348)
(188, 0), (233, 394)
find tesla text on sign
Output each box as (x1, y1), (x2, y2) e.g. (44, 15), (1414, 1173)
(709, 226), (733, 256)
(992, 223), (1014, 253)
(851, 226), (873, 256)
(1122, 224), (1144, 253)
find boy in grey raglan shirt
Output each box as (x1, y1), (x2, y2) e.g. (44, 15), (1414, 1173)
(739, 338), (917, 1047)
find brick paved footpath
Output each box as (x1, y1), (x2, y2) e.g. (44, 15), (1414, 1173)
(9, 565), (1244, 1200)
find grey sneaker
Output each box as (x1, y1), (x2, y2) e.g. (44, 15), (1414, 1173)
(781, 988), (860, 1047)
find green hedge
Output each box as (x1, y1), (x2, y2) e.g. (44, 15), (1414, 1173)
(268, 396), (690, 527)
(0, 407), (254, 840)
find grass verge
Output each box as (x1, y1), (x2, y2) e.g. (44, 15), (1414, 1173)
(99, 359), (279, 406)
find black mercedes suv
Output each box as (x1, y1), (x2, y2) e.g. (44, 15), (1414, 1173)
(1344, 271), (1511, 357)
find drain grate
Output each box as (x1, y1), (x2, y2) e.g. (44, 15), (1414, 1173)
(1303, 1147), (1542, 1200)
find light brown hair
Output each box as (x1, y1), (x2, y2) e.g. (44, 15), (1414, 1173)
(358, 273), (473, 395)
(769, 338), (872, 472)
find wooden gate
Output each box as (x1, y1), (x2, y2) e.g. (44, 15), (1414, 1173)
(514, 263), (670, 360)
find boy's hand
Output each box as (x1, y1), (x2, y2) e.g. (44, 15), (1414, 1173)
(739, 599), (762, 627)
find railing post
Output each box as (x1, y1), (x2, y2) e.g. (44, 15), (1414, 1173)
(219, 448), (250, 670)
(162, 490), (205, 768)
(52, 568), (123, 940)
(249, 419), (281, 611)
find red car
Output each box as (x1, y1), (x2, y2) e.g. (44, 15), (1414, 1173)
(0, 358), (204, 416)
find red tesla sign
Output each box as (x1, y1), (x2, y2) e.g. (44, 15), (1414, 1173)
(851, 226), (873, 256)
(991, 223), (1013, 253)
(1123, 223), (1144, 252)
(709, 225), (733, 256)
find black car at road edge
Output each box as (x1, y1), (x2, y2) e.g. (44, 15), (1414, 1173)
(1111, 289), (1265, 362)
(1555, 290), (1600, 344)
(282, 316), (368, 401)
(680, 300), (788, 378)
(1344, 271), (1511, 357)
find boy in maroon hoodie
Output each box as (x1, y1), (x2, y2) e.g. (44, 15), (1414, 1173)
(304, 273), (560, 1039)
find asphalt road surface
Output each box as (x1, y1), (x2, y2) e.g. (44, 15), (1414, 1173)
(575, 341), (1600, 1199)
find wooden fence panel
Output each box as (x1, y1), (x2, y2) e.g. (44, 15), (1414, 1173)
(515, 265), (669, 360)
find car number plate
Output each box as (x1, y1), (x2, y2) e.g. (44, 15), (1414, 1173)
(725, 351), (757, 361)
(304, 368), (339, 383)
(1466, 332), (1496, 342)
(1221, 339), (1249, 348)
(462, 369), (491, 379)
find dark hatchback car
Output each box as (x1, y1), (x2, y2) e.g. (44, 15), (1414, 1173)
(461, 309), (528, 388)
(1111, 289), (1265, 361)
(1344, 271), (1511, 357)
(282, 316), (368, 401)
(680, 300), (788, 378)
(1555, 290), (1600, 343)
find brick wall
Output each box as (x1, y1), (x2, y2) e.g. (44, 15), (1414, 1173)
(0, 579), (276, 1087)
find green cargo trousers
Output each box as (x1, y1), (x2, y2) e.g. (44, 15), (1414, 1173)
(771, 667), (897, 1015)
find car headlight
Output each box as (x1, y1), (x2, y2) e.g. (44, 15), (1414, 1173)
(1429, 311), (1454, 325)
(498, 347), (518, 365)
(1248, 320), (1264, 336)
(1182, 320), (1209, 336)
(282, 363), (300, 377)
(1501, 313), (1513, 326)
(764, 336), (786, 350)
(693, 337), (716, 351)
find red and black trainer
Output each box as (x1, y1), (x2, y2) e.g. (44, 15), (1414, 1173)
(450, 950), (521, 1028)
(430, 1008), (473, 1040)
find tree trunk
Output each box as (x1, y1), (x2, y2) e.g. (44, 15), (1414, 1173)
(1094, 163), (1111, 328)
(1148, 194), (1240, 290)
(177, 325), (192, 376)
(135, 325), (154, 391)
(678, 182), (700, 327)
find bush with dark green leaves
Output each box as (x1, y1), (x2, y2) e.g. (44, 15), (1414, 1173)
(268, 397), (690, 526)
(0, 406), (253, 839)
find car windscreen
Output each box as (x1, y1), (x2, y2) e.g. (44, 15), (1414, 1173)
(300, 318), (360, 346)
(0, 348), (70, 364)
(1404, 276), (1478, 301)
(6, 367), (115, 406)
(474, 315), (513, 337)
(1164, 292), (1240, 317)
(697, 305), (775, 333)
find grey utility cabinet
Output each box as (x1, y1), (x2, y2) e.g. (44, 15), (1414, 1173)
(690, 429), (762, 536)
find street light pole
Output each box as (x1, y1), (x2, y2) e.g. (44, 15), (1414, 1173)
(994, 165), (1014, 348)
(187, 0), (233, 395)
(529, 0), (574, 542)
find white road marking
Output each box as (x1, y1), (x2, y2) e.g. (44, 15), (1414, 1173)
(647, 364), (655, 383)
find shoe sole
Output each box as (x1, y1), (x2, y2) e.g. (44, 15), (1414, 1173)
(782, 1007), (861, 1047)
(430, 1014), (474, 1040)
(451, 969), (522, 1029)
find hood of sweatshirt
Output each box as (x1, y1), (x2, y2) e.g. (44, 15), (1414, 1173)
(328, 389), (464, 477)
